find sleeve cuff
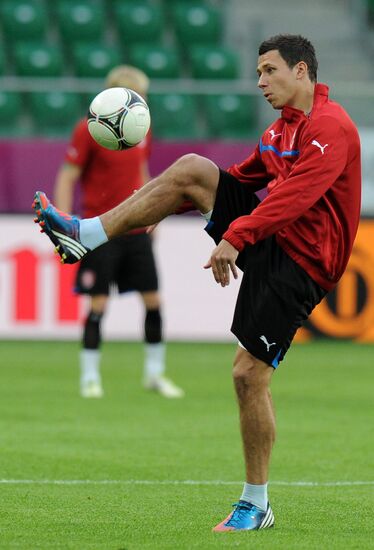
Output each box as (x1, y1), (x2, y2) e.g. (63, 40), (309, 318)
(222, 229), (246, 252)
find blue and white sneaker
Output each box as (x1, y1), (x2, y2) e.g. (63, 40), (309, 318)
(213, 500), (274, 532)
(32, 191), (89, 264)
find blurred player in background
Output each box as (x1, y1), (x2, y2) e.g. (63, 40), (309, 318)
(53, 65), (184, 399)
(34, 36), (361, 531)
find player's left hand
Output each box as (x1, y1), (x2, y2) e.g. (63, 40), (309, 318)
(204, 239), (239, 287)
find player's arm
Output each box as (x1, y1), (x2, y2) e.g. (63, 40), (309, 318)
(54, 162), (82, 213)
(53, 119), (90, 213)
(223, 117), (349, 250)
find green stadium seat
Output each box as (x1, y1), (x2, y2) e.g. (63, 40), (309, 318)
(148, 93), (200, 139)
(0, 48), (6, 75)
(114, 0), (164, 45)
(189, 46), (240, 79)
(128, 45), (180, 78)
(81, 91), (98, 110)
(14, 42), (64, 76)
(0, 91), (24, 137)
(71, 43), (122, 78)
(56, 0), (105, 44)
(172, 3), (222, 46)
(0, 0), (47, 41)
(202, 93), (258, 139)
(29, 91), (83, 136)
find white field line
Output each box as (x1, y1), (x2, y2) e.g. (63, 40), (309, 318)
(0, 479), (373, 487)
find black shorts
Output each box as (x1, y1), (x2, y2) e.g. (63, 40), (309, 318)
(205, 170), (327, 367)
(75, 233), (159, 295)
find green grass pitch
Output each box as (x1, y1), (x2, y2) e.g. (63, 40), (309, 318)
(0, 340), (373, 549)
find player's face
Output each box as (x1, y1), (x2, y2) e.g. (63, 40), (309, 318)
(257, 50), (301, 110)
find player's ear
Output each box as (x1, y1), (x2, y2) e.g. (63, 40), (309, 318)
(295, 61), (308, 80)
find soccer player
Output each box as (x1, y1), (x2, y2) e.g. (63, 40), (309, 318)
(52, 65), (184, 399)
(33, 35), (361, 530)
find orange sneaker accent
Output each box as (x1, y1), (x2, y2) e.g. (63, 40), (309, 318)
(39, 193), (49, 209)
(212, 514), (234, 532)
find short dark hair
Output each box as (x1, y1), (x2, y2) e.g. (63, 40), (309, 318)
(259, 34), (318, 83)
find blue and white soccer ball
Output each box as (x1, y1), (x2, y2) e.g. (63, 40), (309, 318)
(87, 87), (151, 151)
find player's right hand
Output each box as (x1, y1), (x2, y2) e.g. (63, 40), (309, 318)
(204, 239), (239, 287)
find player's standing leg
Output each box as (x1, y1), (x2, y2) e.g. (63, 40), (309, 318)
(80, 295), (106, 398)
(213, 348), (275, 531)
(141, 291), (184, 398)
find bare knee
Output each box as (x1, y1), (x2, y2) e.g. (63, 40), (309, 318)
(141, 291), (161, 310)
(170, 154), (219, 209)
(232, 348), (272, 401)
(90, 295), (108, 315)
(172, 154), (209, 180)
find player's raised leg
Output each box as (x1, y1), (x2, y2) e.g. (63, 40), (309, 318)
(33, 154), (219, 264)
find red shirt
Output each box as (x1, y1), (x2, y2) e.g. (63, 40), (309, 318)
(65, 118), (151, 219)
(225, 84), (361, 291)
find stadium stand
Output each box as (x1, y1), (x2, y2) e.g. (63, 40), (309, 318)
(0, 0), (48, 41)
(0, 0), (249, 139)
(128, 45), (180, 79)
(29, 91), (83, 136)
(189, 45), (240, 80)
(0, 90), (23, 136)
(171, 3), (222, 46)
(71, 43), (122, 78)
(1, 0), (373, 138)
(14, 43), (64, 77)
(0, 48), (5, 76)
(56, 0), (106, 44)
(148, 92), (200, 138)
(202, 93), (257, 139)
(114, 0), (164, 45)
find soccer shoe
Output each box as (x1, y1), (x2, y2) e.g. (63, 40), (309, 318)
(144, 376), (185, 398)
(80, 381), (103, 398)
(32, 191), (89, 264)
(213, 501), (274, 532)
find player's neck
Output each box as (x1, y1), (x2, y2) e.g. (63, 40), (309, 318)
(288, 82), (315, 115)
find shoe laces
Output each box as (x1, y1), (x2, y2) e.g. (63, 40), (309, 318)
(225, 501), (257, 528)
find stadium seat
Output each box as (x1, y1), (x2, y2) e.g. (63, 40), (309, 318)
(0, 48), (5, 75)
(189, 46), (240, 79)
(148, 93), (200, 139)
(14, 43), (64, 77)
(29, 91), (83, 136)
(81, 91), (97, 110)
(128, 45), (180, 78)
(368, 0), (374, 14)
(71, 43), (122, 78)
(56, 0), (105, 44)
(202, 93), (258, 139)
(172, 3), (222, 46)
(114, 0), (164, 45)
(0, 0), (47, 42)
(0, 91), (23, 137)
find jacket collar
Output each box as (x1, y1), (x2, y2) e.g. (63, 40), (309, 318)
(281, 83), (329, 122)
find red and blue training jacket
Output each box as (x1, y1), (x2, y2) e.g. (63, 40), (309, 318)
(225, 83), (361, 291)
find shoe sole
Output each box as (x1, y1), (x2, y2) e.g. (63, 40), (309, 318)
(213, 523), (274, 532)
